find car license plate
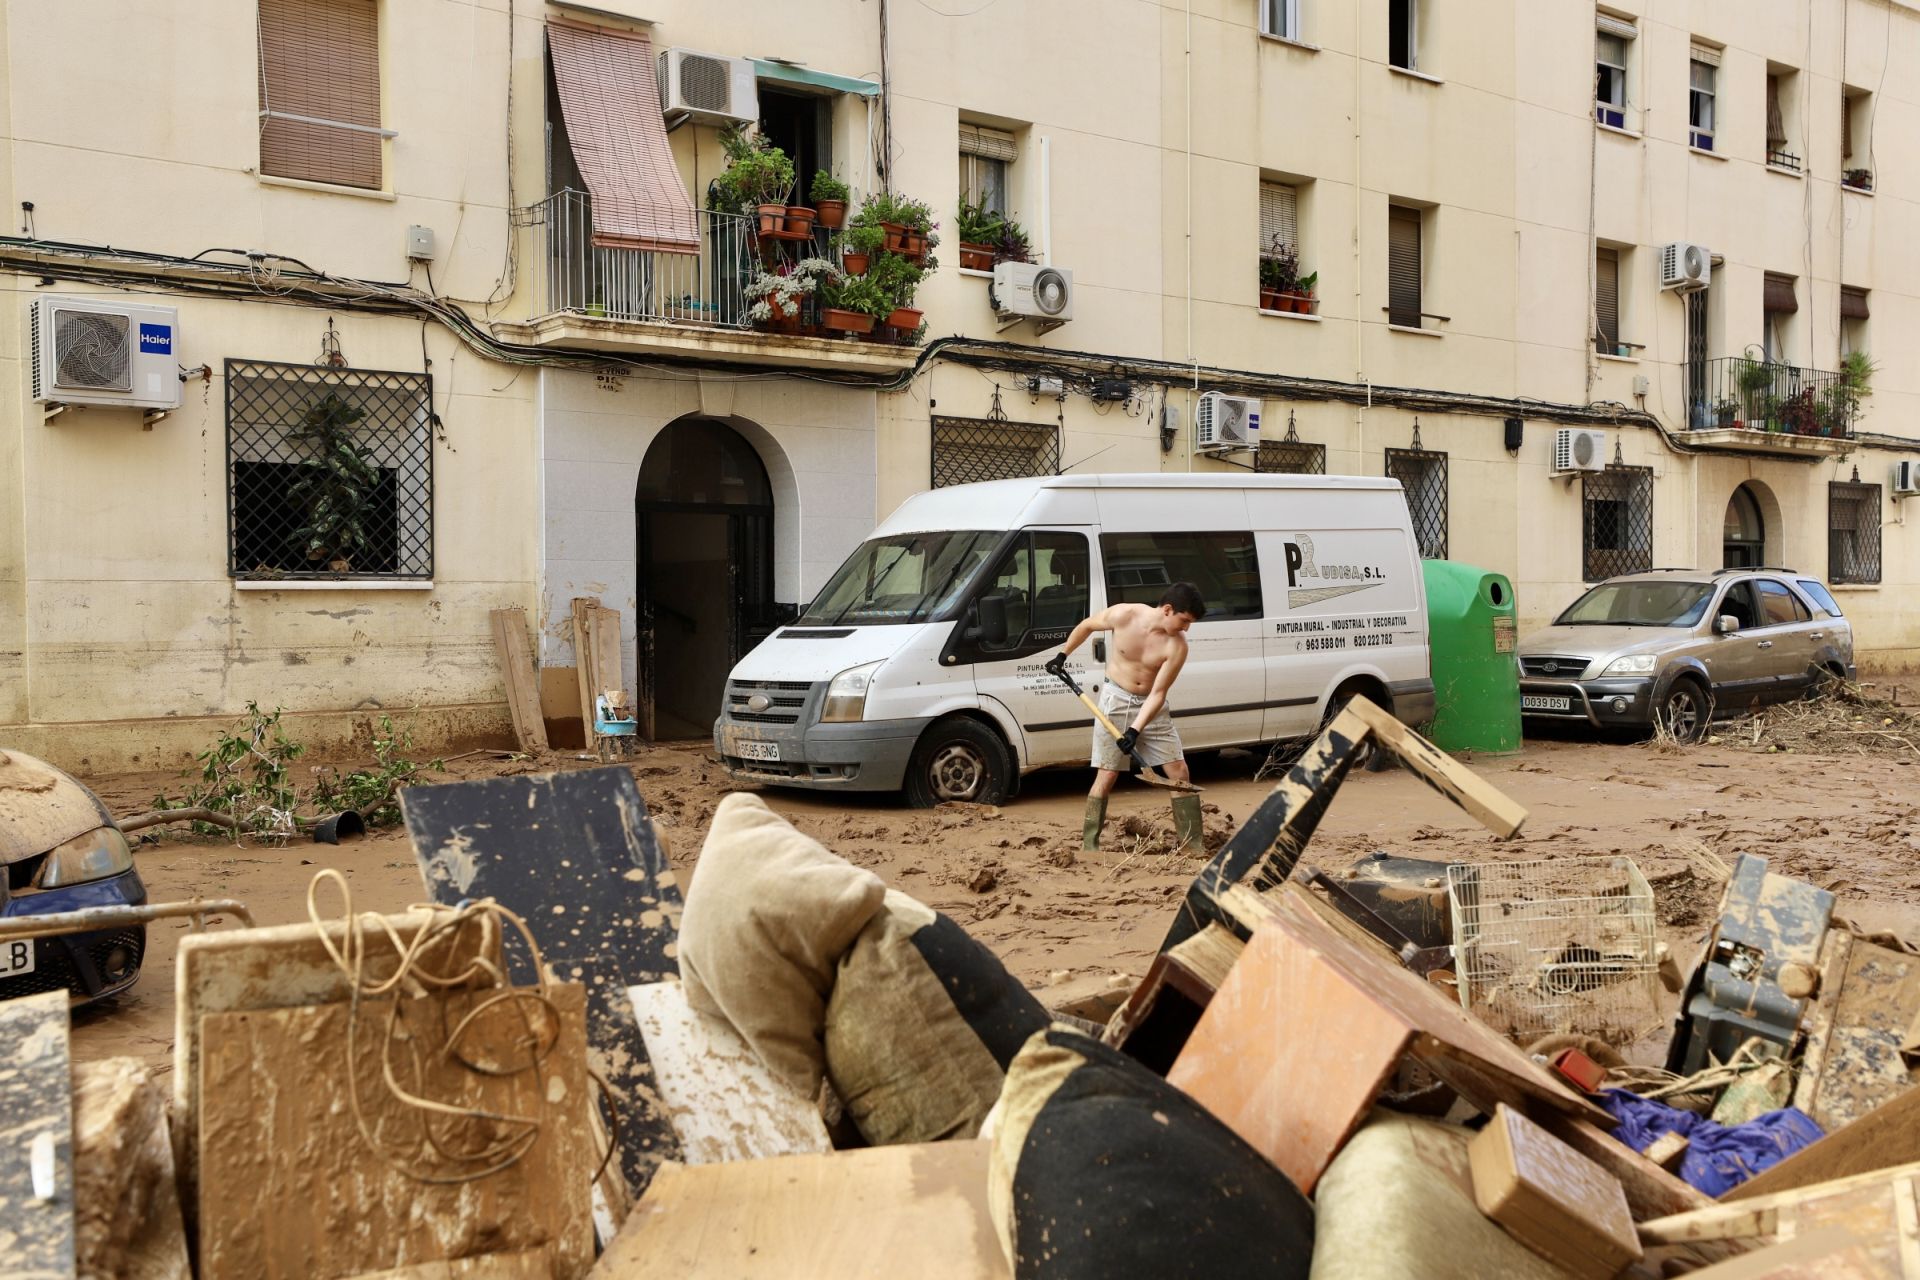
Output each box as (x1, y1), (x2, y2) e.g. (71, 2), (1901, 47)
(1522, 695), (1572, 712)
(736, 739), (780, 762)
(0, 938), (35, 978)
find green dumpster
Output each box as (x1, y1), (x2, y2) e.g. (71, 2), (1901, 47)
(1422, 560), (1522, 754)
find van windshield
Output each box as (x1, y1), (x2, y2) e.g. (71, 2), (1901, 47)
(1556, 581), (1715, 627)
(798, 531), (1001, 627)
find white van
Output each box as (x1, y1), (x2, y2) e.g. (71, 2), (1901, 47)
(713, 474), (1434, 806)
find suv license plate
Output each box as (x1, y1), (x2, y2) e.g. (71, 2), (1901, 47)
(736, 740), (780, 762)
(1522, 695), (1572, 712)
(0, 939), (35, 977)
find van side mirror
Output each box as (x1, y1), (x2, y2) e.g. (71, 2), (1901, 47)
(1715, 615), (1739, 635)
(975, 593), (1010, 645)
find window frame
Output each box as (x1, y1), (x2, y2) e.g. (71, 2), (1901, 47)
(1389, 0), (1418, 71)
(257, 0), (391, 192)
(1828, 482), (1883, 585)
(1386, 204), (1425, 329)
(1689, 58), (1717, 150)
(1580, 465), (1655, 582)
(968, 530), (1092, 660)
(1259, 0), (1301, 41)
(958, 123), (1018, 219)
(1754, 578), (1807, 627)
(1097, 531), (1264, 622)
(1595, 246), (1622, 355)
(1766, 69), (1800, 171)
(1594, 20), (1633, 128)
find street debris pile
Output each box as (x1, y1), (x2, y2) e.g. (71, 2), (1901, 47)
(12, 697), (1920, 1277)
(1709, 681), (1920, 759)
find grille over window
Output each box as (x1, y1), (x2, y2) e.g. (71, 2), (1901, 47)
(930, 416), (1060, 489)
(1581, 465), (1654, 581)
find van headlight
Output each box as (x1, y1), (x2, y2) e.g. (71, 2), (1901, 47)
(821, 661), (883, 723)
(1602, 654), (1657, 677)
(36, 826), (134, 889)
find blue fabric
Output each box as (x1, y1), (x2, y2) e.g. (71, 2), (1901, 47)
(1600, 1089), (1825, 1196)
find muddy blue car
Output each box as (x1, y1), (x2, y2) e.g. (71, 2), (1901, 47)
(0, 749), (147, 1002)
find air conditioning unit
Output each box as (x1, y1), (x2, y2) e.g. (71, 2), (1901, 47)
(991, 262), (1073, 329)
(658, 48), (758, 128)
(30, 296), (182, 412)
(1195, 392), (1262, 452)
(1893, 461), (1920, 497)
(1552, 428), (1608, 475)
(1658, 241), (1711, 291)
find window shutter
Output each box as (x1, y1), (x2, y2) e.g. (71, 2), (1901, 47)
(1387, 206), (1422, 327)
(1595, 248), (1620, 348)
(958, 124), (1019, 163)
(1764, 273), (1799, 315)
(1596, 14), (1638, 40)
(1841, 286), (1870, 320)
(1690, 43), (1721, 68)
(1260, 183), (1298, 257)
(1842, 93), (1853, 160)
(258, 0), (383, 190)
(1766, 76), (1787, 148)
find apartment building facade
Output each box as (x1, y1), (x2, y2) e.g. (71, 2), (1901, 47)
(0, 0), (1914, 766)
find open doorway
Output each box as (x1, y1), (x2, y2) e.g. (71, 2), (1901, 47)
(1723, 484), (1766, 568)
(758, 87), (832, 201)
(636, 419), (779, 740)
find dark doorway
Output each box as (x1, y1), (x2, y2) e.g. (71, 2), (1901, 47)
(637, 419), (780, 740)
(758, 88), (832, 202)
(1724, 484), (1765, 568)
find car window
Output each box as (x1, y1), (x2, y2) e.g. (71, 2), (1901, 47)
(1798, 579), (1843, 617)
(1098, 531), (1262, 620)
(977, 532), (1090, 653)
(1556, 581), (1714, 626)
(1755, 580), (1806, 627)
(1717, 581), (1760, 630)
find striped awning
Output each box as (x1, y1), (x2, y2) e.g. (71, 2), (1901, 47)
(547, 22), (699, 254)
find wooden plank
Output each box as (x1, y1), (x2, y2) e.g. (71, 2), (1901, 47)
(586, 605), (624, 706)
(1346, 695), (1529, 838)
(345, 1249), (555, 1279)
(173, 909), (500, 1220)
(1794, 934), (1920, 1132)
(489, 607), (549, 754)
(588, 1142), (1010, 1279)
(1164, 922), (1244, 999)
(627, 981), (830, 1165)
(72, 1058), (190, 1280)
(0, 990), (75, 1279)
(403, 768), (683, 1197)
(197, 985), (594, 1280)
(1642, 1161), (1920, 1243)
(570, 598), (599, 746)
(1726, 1079), (1920, 1201)
(1676, 1226), (1903, 1279)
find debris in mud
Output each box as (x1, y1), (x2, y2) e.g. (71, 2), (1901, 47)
(1702, 682), (1920, 759)
(967, 865), (1000, 894)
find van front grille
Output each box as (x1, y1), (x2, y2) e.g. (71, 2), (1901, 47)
(725, 679), (814, 724)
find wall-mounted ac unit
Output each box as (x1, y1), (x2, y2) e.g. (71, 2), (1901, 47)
(1893, 461), (1920, 497)
(30, 296), (182, 411)
(1658, 241), (1711, 291)
(658, 48), (758, 128)
(1552, 428), (1608, 475)
(991, 262), (1073, 326)
(1195, 392), (1262, 452)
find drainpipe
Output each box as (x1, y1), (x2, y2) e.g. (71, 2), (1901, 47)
(1185, 0), (1196, 386)
(1352, 4), (1365, 464)
(878, 0), (893, 192)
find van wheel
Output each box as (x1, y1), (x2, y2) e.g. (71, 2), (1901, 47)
(1658, 678), (1711, 743)
(904, 718), (1012, 808)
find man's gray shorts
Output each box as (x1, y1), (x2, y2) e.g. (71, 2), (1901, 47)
(1091, 684), (1183, 771)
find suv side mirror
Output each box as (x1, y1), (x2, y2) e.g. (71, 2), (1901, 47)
(1715, 615), (1740, 635)
(973, 593), (1010, 645)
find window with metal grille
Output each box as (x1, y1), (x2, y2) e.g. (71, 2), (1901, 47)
(959, 124), (1017, 218)
(1388, 205), (1423, 328)
(1766, 70), (1799, 170)
(1255, 439), (1326, 474)
(1260, 0), (1301, 40)
(1581, 465), (1653, 581)
(930, 416), (1059, 489)
(1385, 448), (1448, 559)
(1595, 247), (1621, 355)
(226, 359), (433, 580)
(258, 0), (387, 190)
(1689, 48), (1718, 150)
(1829, 482), (1882, 585)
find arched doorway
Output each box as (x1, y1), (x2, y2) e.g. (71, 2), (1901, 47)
(637, 419), (776, 740)
(1724, 484), (1765, 568)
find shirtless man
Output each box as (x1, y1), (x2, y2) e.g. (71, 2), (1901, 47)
(1044, 583), (1207, 853)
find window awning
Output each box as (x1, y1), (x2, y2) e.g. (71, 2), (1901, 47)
(547, 22), (699, 254)
(751, 59), (879, 98)
(1764, 274), (1798, 314)
(1842, 286), (1870, 320)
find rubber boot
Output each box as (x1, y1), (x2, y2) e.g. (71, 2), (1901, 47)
(1171, 793), (1205, 854)
(1081, 795), (1108, 852)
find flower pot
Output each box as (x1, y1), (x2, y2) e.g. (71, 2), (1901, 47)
(1259, 287), (1282, 311)
(961, 243), (995, 272)
(821, 307), (876, 335)
(886, 307), (923, 330)
(842, 251), (870, 276)
(1732, 420), (1746, 430)
(757, 203), (787, 235)
(785, 205), (817, 237)
(1280, 292), (1307, 313)
(901, 231), (929, 262)
(881, 221), (908, 253)
(815, 199), (848, 230)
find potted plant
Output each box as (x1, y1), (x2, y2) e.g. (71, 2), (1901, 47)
(811, 172), (851, 230)
(1714, 397), (1738, 428)
(1843, 168), (1874, 192)
(287, 391), (379, 574)
(993, 217), (1032, 266)
(1830, 349), (1875, 433)
(1736, 351), (1775, 427)
(1259, 238), (1298, 311)
(853, 191), (940, 265)
(956, 199), (1001, 271)
(841, 223), (885, 276)
(1290, 269), (1319, 315)
(744, 258), (838, 333)
(713, 127), (796, 236)
(868, 250), (926, 332)
(819, 273), (887, 335)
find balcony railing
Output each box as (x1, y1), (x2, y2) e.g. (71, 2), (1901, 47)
(519, 189), (759, 328)
(1686, 356), (1856, 439)
(1767, 147), (1802, 172)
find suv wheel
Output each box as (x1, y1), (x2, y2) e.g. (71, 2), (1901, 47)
(1658, 679), (1711, 743)
(904, 717), (1012, 808)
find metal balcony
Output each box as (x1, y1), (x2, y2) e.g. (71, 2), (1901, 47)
(1683, 356), (1857, 455)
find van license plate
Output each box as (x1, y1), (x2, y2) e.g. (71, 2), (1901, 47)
(0, 939), (34, 978)
(1521, 695), (1572, 712)
(736, 740), (780, 762)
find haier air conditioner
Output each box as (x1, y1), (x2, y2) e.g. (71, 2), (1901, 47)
(1893, 461), (1920, 497)
(1551, 428), (1608, 475)
(1195, 392), (1262, 452)
(1658, 241), (1711, 291)
(30, 296), (182, 412)
(658, 48), (758, 128)
(991, 262), (1073, 331)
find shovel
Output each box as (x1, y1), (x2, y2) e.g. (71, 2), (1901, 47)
(1052, 668), (1200, 793)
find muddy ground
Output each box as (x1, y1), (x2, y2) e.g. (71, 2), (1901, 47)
(63, 701), (1920, 1073)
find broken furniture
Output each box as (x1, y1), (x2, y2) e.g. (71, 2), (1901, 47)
(403, 767), (683, 1197)
(1792, 926), (1920, 1133)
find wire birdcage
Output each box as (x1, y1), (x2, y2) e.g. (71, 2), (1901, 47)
(1447, 857), (1660, 1043)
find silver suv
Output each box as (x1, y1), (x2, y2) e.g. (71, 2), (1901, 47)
(1517, 569), (1855, 741)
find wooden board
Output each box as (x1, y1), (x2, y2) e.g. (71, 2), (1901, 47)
(1640, 1159), (1920, 1247)
(403, 768), (682, 1196)
(0, 990), (74, 1279)
(489, 607), (549, 754)
(1793, 934), (1920, 1132)
(1727, 1077), (1920, 1202)
(72, 1058), (189, 1280)
(588, 1142), (1009, 1279)
(174, 909), (500, 1219)
(197, 984), (594, 1280)
(586, 605), (624, 707)
(628, 981), (830, 1165)
(570, 598), (599, 741)
(345, 1249), (555, 1279)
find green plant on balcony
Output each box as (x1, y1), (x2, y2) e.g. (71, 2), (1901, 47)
(1736, 350), (1776, 427)
(287, 392), (379, 573)
(867, 249), (927, 335)
(851, 191), (941, 268)
(744, 257), (839, 330)
(712, 127), (795, 228)
(818, 271), (891, 335)
(810, 171), (852, 229)
(839, 223), (887, 276)
(992, 216), (1033, 265)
